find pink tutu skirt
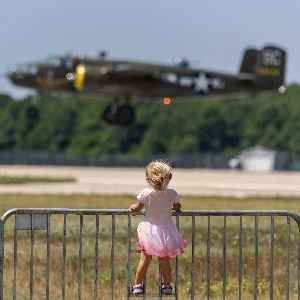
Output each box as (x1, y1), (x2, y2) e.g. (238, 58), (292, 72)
(137, 220), (186, 258)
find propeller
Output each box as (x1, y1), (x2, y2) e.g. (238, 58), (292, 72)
(66, 64), (85, 91)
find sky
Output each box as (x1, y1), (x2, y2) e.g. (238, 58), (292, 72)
(1, 0), (299, 99)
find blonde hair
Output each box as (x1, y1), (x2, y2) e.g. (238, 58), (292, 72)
(145, 160), (172, 193)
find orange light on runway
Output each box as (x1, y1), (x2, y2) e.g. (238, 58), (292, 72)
(163, 97), (171, 105)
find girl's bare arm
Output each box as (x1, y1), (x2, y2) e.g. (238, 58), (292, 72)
(130, 201), (144, 212)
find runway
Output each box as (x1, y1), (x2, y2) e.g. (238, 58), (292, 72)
(0, 165), (300, 197)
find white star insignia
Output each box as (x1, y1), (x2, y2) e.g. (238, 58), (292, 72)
(194, 72), (211, 94)
(193, 72), (225, 94)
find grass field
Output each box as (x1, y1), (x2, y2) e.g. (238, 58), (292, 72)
(0, 176), (75, 185)
(0, 194), (299, 299)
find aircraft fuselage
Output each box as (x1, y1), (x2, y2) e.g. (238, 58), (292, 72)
(6, 45), (286, 125)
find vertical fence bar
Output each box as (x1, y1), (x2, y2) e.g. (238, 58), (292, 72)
(143, 277), (146, 299)
(286, 216), (291, 300)
(126, 215), (132, 300)
(61, 214), (67, 300)
(158, 263), (162, 300)
(30, 214), (34, 300)
(254, 215), (258, 300)
(46, 213), (50, 299)
(175, 213), (180, 300)
(206, 215), (211, 300)
(222, 216), (227, 300)
(94, 215), (99, 300)
(13, 217), (18, 300)
(78, 215), (83, 300)
(270, 215), (274, 300)
(190, 215), (195, 300)
(110, 214), (115, 300)
(143, 258), (146, 300)
(238, 216), (243, 300)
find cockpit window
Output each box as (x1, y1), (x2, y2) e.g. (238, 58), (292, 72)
(65, 57), (73, 69)
(46, 54), (73, 69)
(46, 55), (62, 67)
(9, 64), (37, 75)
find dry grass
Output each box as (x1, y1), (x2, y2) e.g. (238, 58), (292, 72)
(1, 194), (299, 299)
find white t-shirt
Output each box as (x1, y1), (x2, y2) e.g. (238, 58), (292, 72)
(137, 187), (180, 225)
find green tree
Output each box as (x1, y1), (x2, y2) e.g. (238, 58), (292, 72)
(1, 85), (300, 157)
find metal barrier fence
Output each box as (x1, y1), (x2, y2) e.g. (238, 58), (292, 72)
(0, 209), (299, 300)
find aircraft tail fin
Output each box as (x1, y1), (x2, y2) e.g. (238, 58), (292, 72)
(239, 48), (259, 76)
(239, 45), (286, 90)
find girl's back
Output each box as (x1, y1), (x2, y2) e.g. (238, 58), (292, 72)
(138, 188), (179, 225)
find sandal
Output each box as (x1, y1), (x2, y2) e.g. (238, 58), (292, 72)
(131, 284), (143, 294)
(161, 284), (173, 295)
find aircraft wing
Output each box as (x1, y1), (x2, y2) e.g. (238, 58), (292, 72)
(104, 62), (200, 80)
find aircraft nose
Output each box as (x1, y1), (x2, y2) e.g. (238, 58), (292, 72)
(6, 65), (19, 82)
(7, 65), (23, 79)
(6, 63), (37, 84)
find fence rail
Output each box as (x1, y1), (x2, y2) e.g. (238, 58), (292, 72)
(0, 209), (299, 299)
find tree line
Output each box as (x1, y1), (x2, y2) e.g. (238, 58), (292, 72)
(0, 84), (300, 157)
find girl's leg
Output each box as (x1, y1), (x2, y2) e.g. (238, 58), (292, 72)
(157, 257), (171, 285)
(134, 251), (152, 285)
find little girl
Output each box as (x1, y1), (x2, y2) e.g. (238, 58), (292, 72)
(129, 160), (186, 295)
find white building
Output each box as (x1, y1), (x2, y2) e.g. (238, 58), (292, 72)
(229, 145), (276, 172)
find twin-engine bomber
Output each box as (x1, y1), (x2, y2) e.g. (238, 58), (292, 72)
(7, 45), (286, 126)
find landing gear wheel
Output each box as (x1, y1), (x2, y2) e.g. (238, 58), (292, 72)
(26, 105), (39, 120)
(116, 104), (135, 126)
(102, 104), (118, 125)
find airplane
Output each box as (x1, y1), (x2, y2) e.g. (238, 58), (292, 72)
(6, 44), (286, 126)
